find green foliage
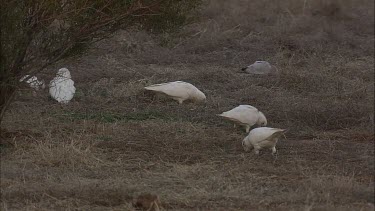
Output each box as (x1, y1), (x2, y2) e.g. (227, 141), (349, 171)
(57, 110), (169, 123)
(96, 135), (113, 142)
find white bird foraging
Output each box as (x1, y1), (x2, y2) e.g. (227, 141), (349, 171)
(19, 75), (45, 90)
(144, 81), (206, 104)
(218, 105), (267, 133)
(49, 68), (76, 103)
(241, 61), (277, 75)
(242, 127), (287, 155)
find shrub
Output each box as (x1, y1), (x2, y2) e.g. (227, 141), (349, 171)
(0, 0), (201, 132)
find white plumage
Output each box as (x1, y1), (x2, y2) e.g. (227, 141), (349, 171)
(144, 81), (206, 104)
(241, 61), (277, 75)
(218, 105), (267, 133)
(19, 75), (45, 90)
(49, 68), (76, 103)
(242, 127), (287, 155)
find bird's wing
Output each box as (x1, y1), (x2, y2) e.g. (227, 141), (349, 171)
(219, 107), (259, 125)
(259, 128), (286, 143)
(237, 105), (258, 110)
(49, 79), (75, 102)
(145, 82), (189, 99)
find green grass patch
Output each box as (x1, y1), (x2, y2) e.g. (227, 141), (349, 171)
(96, 135), (113, 142)
(55, 110), (170, 123)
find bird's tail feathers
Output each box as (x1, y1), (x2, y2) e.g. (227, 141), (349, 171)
(268, 129), (287, 140)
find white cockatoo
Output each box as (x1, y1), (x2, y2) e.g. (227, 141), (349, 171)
(218, 105), (267, 133)
(19, 75), (45, 90)
(144, 81), (206, 104)
(242, 127), (287, 155)
(49, 68), (76, 103)
(241, 61), (277, 75)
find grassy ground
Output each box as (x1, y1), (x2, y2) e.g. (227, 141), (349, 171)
(1, 0), (374, 210)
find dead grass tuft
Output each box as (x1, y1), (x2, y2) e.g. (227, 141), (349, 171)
(133, 193), (161, 211)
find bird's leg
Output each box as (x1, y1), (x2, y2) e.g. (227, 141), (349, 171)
(245, 125), (250, 133)
(271, 147), (277, 155)
(254, 148), (260, 155)
(272, 151), (278, 163)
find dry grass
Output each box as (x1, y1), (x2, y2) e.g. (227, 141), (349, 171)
(1, 0), (374, 210)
